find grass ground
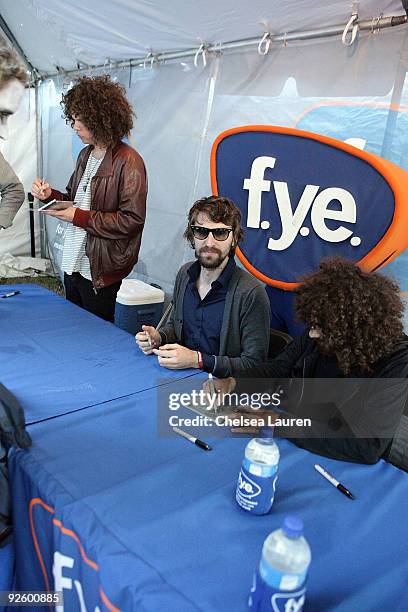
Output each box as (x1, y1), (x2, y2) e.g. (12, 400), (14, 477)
(0, 275), (64, 296)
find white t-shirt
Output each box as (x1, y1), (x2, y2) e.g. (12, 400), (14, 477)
(61, 153), (104, 280)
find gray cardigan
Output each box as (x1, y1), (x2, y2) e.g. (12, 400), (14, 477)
(0, 153), (25, 229)
(160, 261), (271, 377)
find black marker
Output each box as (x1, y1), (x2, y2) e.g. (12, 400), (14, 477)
(0, 290), (20, 299)
(172, 426), (212, 451)
(314, 464), (355, 499)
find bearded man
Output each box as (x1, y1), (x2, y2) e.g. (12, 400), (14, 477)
(136, 195), (270, 377)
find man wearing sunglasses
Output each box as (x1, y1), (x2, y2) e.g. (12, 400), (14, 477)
(136, 196), (270, 377)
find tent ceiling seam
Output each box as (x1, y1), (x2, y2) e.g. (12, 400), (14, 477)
(39, 13), (408, 81)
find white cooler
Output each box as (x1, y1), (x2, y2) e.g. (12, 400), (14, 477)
(115, 279), (165, 335)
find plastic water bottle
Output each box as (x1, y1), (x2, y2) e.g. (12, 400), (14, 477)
(236, 437), (280, 515)
(249, 516), (312, 612)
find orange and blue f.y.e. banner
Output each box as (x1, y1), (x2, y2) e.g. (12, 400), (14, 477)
(211, 126), (408, 289)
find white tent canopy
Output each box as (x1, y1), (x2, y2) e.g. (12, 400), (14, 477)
(1, 0), (406, 74)
(0, 0), (407, 296)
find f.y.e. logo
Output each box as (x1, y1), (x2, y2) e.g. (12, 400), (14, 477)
(211, 126), (408, 287)
(238, 470), (261, 499)
(243, 155), (361, 251)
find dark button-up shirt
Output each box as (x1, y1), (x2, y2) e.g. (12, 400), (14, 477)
(182, 256), (236, 372)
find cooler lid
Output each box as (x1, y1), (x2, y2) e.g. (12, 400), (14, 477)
(116, 279), (165, 305)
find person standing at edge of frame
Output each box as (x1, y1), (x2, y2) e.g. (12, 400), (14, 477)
(32, 75), (147, 322)
(0, 46), (27, 231)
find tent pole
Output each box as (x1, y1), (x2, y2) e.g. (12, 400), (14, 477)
(41, 15), (407, 80)
(34, 82), (47, 259)
(380, 32), (408, 161)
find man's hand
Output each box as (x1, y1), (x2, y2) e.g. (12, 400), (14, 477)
(135, 325), (161, 355)
(229, 406), (279, 435)
(203, 376), (236, 406)
(201, 378), (279, 432)
(41, 206), (76, 223)
(153, 343), (199, 369)
(32, 178), (51, 200)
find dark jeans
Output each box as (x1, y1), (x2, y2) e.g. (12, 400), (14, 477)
(64, 273), (121, 322)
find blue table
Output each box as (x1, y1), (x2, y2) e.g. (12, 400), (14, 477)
(3, 285), (408, 611)
(0, 285), (196, 424)
(9, 389), (408, 612)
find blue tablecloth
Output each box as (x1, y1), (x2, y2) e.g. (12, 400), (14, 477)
(0, 541), (14, 592)
(3, 284), (408, 611)
(9, 389), (408, 612)
(0, 285), (196, 424)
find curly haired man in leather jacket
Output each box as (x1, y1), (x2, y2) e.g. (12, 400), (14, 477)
(32, 75), (147, 322)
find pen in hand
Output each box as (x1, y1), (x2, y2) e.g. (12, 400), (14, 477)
(156, 301), (173, 332)
(314, 464), (356, 500)
(207, 373), (218, 414)
(142, 302), (172, 350)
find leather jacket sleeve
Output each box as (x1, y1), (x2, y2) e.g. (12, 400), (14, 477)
(73, 153), (146, 239)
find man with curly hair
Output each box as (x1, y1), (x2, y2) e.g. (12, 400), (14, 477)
(32, 75), (147, 322)
(211, 258), (408, 468)
(0, 46), (27, 230)
(136, 196), (271, 376)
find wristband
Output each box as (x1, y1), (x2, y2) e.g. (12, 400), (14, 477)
(197, 351), (203, 369)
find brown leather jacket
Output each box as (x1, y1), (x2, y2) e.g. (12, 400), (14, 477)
(49, 141), (147, 289)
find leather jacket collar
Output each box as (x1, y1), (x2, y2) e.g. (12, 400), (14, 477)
(79, 143), (117, 178)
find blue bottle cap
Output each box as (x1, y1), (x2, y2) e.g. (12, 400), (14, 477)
(259, 426), (275, 439)
(282, 515), (303, 539)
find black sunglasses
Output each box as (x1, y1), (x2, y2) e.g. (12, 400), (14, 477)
(191, 226), (233, 241)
